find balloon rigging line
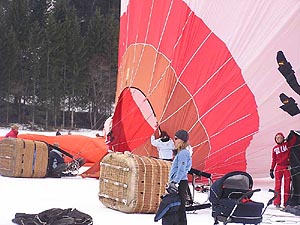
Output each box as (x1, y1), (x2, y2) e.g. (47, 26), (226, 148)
(119, 2), (197, 122)
(120, 0), (155, 89)
(173, 11), (193, 49)
(147, 9), (193, 98)
(203, 146), (249, 168)
(200, 83), (247, 120)
(191, 75), (252, 148)
(147, 0), (174, 95)
(162, 33), (211, 124)
(175, 55), (234, 135)
(148, 10), (194, 96)
(128, 44), (146, 87)
(204, 150), (258, 170)
(129, 34), (142, 86)
(209, 114), (251, 139)
(124, 0), (130, 50)
(131, 142), (151, 156)
(145, 0), (155, 43)
(118, 43), (149, 93)
(161, 38), (227, 124)
(159, 52), (232, 125)
(128, 0), (156, 87)
(147, 0), (191, 95)
(112, 133), (154, 150)
(159, 31), (213, 124)
(109, 90), (149, 129)
(192, 113), (252, 149)
(179, 33), (213, 79)
(126, 6), (193, 100)
(205, 131), (258, 161)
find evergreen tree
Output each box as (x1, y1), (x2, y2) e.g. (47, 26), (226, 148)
(6, 0), (30, 49)
(84, 8), (118, 128)
(28, 0), (50, 28)
(0, 0), (120, 129)
(5, 0), (32, 122)
(27, 21), (45, 125)
(62, 6), (87, 128)
(40, 13), (65, 129)
(0, 26), (20, 123)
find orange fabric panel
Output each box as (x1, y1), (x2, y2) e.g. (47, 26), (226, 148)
(18, 134), (108, 163)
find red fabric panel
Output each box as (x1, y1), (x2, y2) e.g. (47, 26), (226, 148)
(110, 88), (155, 152)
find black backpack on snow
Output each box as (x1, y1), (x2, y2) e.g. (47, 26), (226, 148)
(12, 208), (93, 225)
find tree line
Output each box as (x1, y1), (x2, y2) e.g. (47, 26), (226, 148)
(0, 0), (120, 130)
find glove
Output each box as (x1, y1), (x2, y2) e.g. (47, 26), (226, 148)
(166, 181), (178, 194)
(270, 169), (274, 179)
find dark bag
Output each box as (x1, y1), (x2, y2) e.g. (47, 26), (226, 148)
(154, 193), (181, 222)
(12, 208), (93, 225)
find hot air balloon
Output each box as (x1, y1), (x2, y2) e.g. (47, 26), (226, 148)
(109, 0), (300, 178)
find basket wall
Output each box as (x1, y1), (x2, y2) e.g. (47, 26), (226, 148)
(0, 138), (49, 178)
(99, 152), (171, 213)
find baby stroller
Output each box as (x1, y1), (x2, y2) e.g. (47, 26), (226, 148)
(209, 171), (277, 225)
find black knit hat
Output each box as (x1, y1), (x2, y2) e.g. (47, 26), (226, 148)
(175, 130), (189, 142)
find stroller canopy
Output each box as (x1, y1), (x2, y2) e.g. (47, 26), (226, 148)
(210, 171), (253, 204)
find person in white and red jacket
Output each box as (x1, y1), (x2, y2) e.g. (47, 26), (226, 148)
(151, 130), (174, 161)
(270, 132), (291, 208)
(5, 124), (19, 138)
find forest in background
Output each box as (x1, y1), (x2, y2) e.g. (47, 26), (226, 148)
(0, 0), (120, 130)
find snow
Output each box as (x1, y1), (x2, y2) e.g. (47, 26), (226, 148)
(0, 128), (298, 225)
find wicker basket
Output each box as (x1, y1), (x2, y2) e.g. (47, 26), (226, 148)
(0, 138), (49, 178)
(99, 152), (171, 213)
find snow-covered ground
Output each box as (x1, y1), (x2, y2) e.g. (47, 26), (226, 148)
(0, 127), (298, 225)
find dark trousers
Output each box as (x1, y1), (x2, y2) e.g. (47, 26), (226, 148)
(178, 180), (188, 225)
(48, 151), (65, 176)
(162, 212), (179, 225)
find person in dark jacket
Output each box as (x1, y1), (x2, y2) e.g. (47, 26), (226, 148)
(47, 143), (67, 177)
(56, 129), (61, 136)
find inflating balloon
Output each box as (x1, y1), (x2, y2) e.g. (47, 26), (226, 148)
(109, 0), (300, 178)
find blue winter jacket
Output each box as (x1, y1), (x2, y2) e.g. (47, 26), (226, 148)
(169, 148), (192, 183)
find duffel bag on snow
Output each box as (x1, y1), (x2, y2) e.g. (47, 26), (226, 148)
(12, 208), (93, 225)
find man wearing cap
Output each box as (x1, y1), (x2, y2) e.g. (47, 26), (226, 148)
(167, 129), (192, 225)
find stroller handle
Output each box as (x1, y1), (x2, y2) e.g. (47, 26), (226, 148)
(226, 189), (262, 223)
(236, 189), (261, 204)
(266, 189), (278, 206)
(260, 189), (278, 216)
